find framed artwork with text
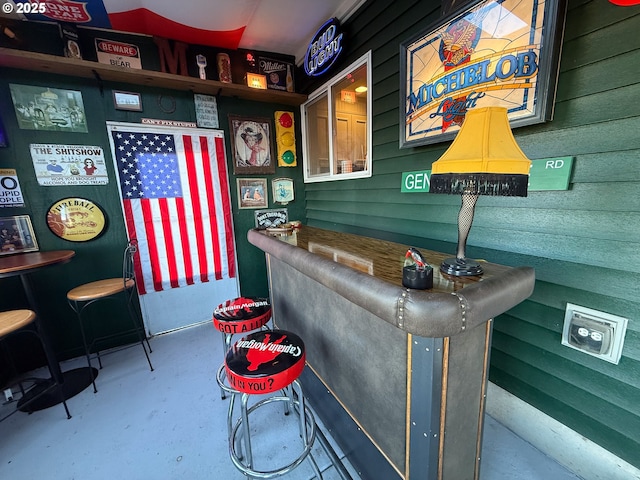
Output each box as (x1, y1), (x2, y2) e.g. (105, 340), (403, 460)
(400, 0), (566, 148)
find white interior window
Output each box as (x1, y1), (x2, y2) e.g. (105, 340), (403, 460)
(301, 51), (372, 182)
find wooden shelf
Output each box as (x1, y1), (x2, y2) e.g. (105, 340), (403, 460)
(0, 47), (308, 107)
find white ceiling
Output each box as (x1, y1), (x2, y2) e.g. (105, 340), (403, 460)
(6, 0), (366, 63)
(220, 0), (367, 62)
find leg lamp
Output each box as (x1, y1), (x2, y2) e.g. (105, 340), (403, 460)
(429, 107), (531, 276)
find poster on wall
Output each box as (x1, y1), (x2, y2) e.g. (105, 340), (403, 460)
(0, 169), (25, 207)
(229, 115), (275, 175)
(29, 144), (109, 186)
(400, 0), (566, 147)
(9, 84), (88, 133)
(194, 94), (219, 128)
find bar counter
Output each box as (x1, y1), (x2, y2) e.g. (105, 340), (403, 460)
(248, 226), (535, 480)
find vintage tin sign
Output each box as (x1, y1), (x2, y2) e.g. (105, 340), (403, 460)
(47, 197), (107, 242)
(259, 57), (294, 92)
(95, 38), (142, 69)
(0, 169), (24, 207)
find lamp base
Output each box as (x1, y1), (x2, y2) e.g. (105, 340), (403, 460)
(440, 257), (484, 277)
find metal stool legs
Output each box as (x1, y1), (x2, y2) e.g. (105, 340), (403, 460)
(71, 299), (98, 393)
(228, 379), (323, 479)
(69, 290), (153, 393)
(216, 363), (238, 442)
(218, 332), (232, 399)
(124, 291), (154, 368)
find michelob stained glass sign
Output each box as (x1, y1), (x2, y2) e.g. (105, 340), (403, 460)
(400, 0), (566, 148)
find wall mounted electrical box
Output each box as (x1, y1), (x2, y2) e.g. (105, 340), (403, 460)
(561, 303), (628, 364)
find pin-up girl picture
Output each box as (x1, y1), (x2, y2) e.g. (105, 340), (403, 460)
(229, 116), (275, 174)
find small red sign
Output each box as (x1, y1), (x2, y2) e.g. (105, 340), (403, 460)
(38, 0), (92, 23)
(96, 40), (138, 57)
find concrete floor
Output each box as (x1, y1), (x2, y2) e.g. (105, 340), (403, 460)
(0, 322), (582, 479)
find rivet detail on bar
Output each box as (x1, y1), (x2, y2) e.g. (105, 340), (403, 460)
(396, 290), (409, 329)
(452, 292), (468, 331)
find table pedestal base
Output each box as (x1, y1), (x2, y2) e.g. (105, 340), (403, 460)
(17, 367), (98, 413)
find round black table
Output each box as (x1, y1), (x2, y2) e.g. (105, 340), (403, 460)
(0, 250), (97, 414)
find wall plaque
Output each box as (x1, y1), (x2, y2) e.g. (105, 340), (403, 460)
(47, 197), (107, 242)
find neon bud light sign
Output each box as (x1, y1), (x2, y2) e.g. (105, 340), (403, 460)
(304, 18), (344, 77)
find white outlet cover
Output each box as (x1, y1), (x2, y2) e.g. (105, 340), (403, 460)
(561, 303), (628, 364)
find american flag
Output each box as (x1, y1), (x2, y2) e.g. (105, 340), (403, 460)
(110, 128), (235, 294)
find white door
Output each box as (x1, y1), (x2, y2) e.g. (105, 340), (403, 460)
(106, 122), (239, 334)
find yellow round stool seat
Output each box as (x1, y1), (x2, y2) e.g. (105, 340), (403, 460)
(67, 278), (134, 302)
(0, 309), (36, 338)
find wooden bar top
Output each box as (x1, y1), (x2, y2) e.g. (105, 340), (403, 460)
(249, 226), (535, 337)
(259, 225), (509, 293)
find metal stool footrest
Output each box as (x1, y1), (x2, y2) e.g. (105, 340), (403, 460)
(229, 389), (320, 479)
(216, 363), (237, 397)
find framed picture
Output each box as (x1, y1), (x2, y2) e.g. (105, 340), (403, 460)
(400, 0), (566, 148)
(113, 91), (142, 111)
(229, 115), (275, 174)
(272, 177), (294, 205)
(237, 178), (268, 209)
(9, 84), (88, 132)
(0, 215), (38, 255)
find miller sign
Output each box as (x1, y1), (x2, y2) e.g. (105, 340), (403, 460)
(304, 18), (344, 77)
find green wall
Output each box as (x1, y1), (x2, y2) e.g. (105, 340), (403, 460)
(300, 0), (640, 468)
(0, 27), (305, 362)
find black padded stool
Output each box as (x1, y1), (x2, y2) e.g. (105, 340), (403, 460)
(224, 329), (322, 479)
(212, 297), (271, 400)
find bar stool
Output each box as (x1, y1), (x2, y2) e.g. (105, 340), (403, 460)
(224, 329), (323, 479)
(0, 309), (71, 421)
(67, 241), (153, 393)
(212, 296), (271, 400)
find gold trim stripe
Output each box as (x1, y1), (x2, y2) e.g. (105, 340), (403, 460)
(405, 334), (413, 480)
(438, 337), (450, 480)
(475, 319), (493, 480)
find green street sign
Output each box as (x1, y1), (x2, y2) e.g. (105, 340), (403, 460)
(401, 157), (573, 193)
(401, 170), (431, 192)
(528, 157), (574, 191)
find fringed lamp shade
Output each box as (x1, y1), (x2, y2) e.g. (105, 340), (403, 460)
(429, 106), (531, 276)
(430, 107), (530, 196)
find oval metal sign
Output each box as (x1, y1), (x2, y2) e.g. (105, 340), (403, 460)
(304, 18), (344, 77)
